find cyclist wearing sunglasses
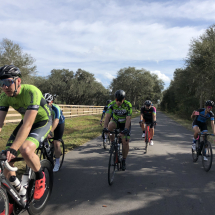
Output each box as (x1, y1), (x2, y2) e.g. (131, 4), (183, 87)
(103, 90), (132, 171)
(44, 93), (65, 172)
(191, 100), (215, 158)
(140, 100), (156, 145)
(0, 65), (52, 213)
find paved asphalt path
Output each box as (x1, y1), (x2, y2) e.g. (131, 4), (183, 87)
(34, 111), (215, 215)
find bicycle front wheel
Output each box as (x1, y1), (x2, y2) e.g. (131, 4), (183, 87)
(27, 159), (53, 215)
(192, 140), (199, 162)
(0, 187), (9, 215)
(103, 137), (107, 149)
(108, 148), (117, 186)
(202, 141), (213, 172)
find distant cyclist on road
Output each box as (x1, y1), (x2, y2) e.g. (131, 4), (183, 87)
(100, 100), (112, 125)
(140, 100), (156, 146)
(191, 100), (215, 160)
(103, 90), (132, 171)
(44, 93), (65, 172)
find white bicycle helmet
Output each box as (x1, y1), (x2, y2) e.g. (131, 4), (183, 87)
(44, 93), (53, 103)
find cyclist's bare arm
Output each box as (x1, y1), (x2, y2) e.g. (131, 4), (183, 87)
(125, 116), (131, 129)
(51, 118), (59, 133)
(140, 113), (144, 122)
(153, 114), (156, 122)
(211, 120), (215, 135)
(10, 110), (38, 151)
(104, 113), (111, 128)
(0, 111), (7, 132)
(191, 110), (196, 119)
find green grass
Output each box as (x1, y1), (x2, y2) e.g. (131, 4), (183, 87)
(1, 112), (140, 175)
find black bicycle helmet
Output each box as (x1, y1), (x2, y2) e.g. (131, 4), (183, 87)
(106, 100), (112, 105)
(44, 93), (53, 103)
(144, 100), (152, 106)
(0, 65), (21, 79)
(115, 90), (125, 100)
(205, 100), (214, 107)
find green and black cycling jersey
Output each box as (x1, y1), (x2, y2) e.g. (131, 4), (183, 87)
(0, 84), (52, 122)
(106, 100), (132, 123)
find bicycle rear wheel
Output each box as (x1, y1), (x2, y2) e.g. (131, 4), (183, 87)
(0, 187), (9, 215)
(27, 159), (53, 215)
(108, 147), (118, 185)
(145, 131), (149, 153)
(202, 141), (213, 172)
(192, 140), (199, 162)
(53, 139), (65, 170)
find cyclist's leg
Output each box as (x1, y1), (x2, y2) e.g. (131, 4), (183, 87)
(53, 122), (64, 158)
(120, 123), (131, 159)
(108, 120), (117, 142)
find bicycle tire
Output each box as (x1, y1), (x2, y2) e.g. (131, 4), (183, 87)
(192, 139), (199, 162)
(27, 159), (53, 215)
(0, 187), (9, 215)
(145, 130), (149, 153)
(202, 141), (213, 172)
(103, 137), (107, 149)
(108, 147), (117, 185)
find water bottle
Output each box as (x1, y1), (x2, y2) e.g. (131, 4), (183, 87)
(9, 176), (27, 202)
(21, 173), (29, 189)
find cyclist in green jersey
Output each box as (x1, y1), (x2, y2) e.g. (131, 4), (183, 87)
(0, 65), (52, 214)
(103, 90), (132, 171)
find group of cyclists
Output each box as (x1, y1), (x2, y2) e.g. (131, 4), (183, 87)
(100, 90), (157, 171)
(0, 65), (65, 214)
(0, 64), (214, 214)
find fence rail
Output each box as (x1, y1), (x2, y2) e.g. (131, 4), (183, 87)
(5, 105), (104, 124)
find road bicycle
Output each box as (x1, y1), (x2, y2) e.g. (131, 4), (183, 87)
(139, 121), (154, 154)
(0, 153), (53, 214)
(36, 138), (65, 171)
(103, 129), (126, 186)
(192, 132), (214, 172)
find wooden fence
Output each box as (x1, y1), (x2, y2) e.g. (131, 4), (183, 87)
(5, 105), (104, 124)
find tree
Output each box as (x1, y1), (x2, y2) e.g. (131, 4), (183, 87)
(110, 67), (164, 108)
(0, 38), (37, 84)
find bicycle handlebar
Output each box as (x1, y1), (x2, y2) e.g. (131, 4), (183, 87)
(4, 160), (18, 171)
(102, 129), (128, 141)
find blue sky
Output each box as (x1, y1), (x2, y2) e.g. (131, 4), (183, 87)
(1, 0), (215, 88)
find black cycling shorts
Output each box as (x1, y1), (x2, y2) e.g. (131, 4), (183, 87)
(144, 119), (154, 128)
(111, 118), (131, 137)
(54, 122), (65, 140)
(192, 120), (208, 132)
(6, 119), (52, 150)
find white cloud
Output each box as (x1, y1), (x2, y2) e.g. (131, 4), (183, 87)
(150, 70), (171, 82)
(104, 73), (115, 80)
(0, 0), (214, 87)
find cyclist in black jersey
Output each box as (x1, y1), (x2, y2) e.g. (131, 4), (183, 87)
(191, 100), (215, 160)
(140, 100), (156, 145)
(0, 65), (52, 213)
(103, 90), (132, 171)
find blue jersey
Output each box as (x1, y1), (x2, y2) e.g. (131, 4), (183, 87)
(196, 108), (214, 123)
(52, 103), (65, 124)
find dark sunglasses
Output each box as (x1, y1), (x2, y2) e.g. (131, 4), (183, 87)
(115, 98), (122, 102)
(0, 79), (16, 87)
